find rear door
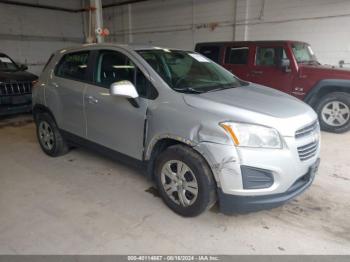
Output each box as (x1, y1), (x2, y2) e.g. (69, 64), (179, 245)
(84, 49), (155, 159)
(249, 44), (294, 93)
(222, 44), (252, 80)
(48, 51), (90, 137)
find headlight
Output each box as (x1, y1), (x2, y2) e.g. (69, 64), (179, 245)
(220, 122), (282, 149)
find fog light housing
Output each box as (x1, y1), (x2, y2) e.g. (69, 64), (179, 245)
(241, 166), (274, 189)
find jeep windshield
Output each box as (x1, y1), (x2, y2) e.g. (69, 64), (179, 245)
(291, 43), (319, 65)
(137, 49), (244, 93)
(0, 54), (19, 72)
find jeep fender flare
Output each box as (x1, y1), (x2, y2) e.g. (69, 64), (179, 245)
(304, 79), (350, 107)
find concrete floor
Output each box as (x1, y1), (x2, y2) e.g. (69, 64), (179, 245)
(0, 114), (349, 255)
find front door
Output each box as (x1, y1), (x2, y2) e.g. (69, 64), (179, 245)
(249, 45), (294, 94)
(84, 49), (151, 160)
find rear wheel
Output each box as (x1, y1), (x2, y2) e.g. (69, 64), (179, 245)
(35, 113), (69, 157)
(154, 145), (216, 217)
(316, 92), (350, 133)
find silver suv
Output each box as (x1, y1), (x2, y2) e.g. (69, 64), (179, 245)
(32, 44), (321, 217)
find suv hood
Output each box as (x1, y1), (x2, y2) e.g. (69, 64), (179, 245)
(0, 70), (38, 82)
(183, 84), (317, 136)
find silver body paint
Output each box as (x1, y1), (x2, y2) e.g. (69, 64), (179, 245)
(33, 43), (321, 198)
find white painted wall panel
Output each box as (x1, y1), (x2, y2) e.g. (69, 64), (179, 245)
(105, 0), (236, 49)
(0, 0), (84, 74)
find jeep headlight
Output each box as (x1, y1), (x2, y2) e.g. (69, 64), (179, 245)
(220, 122), (282, 149)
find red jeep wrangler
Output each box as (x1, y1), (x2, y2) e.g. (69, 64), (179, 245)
(195, 41), (350, 133)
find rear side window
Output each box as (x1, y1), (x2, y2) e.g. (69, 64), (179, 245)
(225, 47), (249, 65)
(255, 47), (286, 66)
(198, 45), (220, 63)
(55, 51), (89, 81)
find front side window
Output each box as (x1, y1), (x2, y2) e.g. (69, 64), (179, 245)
(225, 47), (249, 65)
(137, 49), (244, 93)
(291, 43), (317, 64)
(55, 52), (89, 81)
(95, 50), (157, 99)
(255, 47), (286, 67)
(95, 51), (135, 87)
(0, 55), (19, 72)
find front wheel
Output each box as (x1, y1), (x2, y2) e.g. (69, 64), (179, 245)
(154, 145), (216, 217)
(316, 92), (350, 133)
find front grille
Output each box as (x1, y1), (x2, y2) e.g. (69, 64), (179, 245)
(0, 81), (32, 96)
(297, 141), (318, 161)
(295, 121), (318, 138)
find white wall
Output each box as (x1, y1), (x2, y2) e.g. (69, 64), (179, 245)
(1, 0), (349, 74)
(104, 0), (236, 49)
(104, 0), (350, 66)
(0, 0), (84, 75)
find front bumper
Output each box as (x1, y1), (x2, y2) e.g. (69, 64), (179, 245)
(194, 132), (321, 214)
(218, 158), (320, 214)
(0, 95), (32, 116)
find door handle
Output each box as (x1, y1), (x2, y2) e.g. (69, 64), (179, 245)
(251, 70), (263, 75)
(87, 95), (98, 104)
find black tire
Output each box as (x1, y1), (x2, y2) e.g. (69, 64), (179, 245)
(315, 92), (350, 133)
(35, 113), (69, 157)
(154, 144), (216, 217)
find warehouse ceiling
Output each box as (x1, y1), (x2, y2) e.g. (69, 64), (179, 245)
(0, 0), (152, 12)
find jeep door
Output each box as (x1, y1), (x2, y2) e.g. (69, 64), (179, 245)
(249, 44), (294, 93)
(84, 49), (156, 160)
(48, 51), (90, 137)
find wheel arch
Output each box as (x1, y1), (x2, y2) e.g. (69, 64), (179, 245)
(32, 104), (58, 125)
(304, 79), (350, 107)
(145, 135), (216, 183)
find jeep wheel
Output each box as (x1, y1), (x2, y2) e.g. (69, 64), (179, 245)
(35, 113), (69, 157)
(316, 92), (350, 133)
(154, 145), (216, 217)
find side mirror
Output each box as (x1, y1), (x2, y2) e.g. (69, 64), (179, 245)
(19, 64), (28, 71)
(279, 58), (291, 72)
(110, 80), (139, 99)
(339, 60), (345, 68)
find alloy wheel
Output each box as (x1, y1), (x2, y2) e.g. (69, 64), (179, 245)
(38, 121), (55, 151)
(321, 101), (350, 127)
(160, 160), (199, 207)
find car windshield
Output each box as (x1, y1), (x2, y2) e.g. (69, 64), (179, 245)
(291, 43), (318, 64)
(0, 55), (19, 71)
(137, 49), (244, 93)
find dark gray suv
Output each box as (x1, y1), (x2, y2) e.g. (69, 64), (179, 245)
(0, 53), (37, 116)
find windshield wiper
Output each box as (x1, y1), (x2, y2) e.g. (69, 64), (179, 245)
(299, 60), (319, 65)
(172, 87), (204, 94)
(205, 84), (239, 93)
